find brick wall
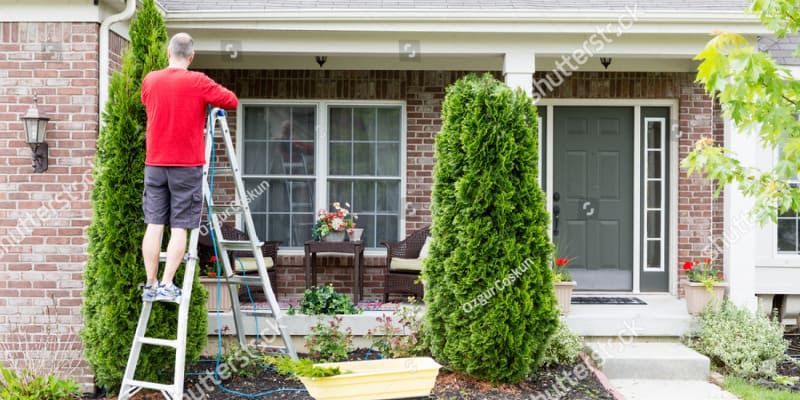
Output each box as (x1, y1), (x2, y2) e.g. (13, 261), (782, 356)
(202, 70), (471, 300)
(0, 22), (100, 387)
(202, 70), (721, 299)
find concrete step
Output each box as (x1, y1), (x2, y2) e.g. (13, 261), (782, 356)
(609, 379), (738, 400)
(586, 342), (710, 381)
(564, 294), (694, 337)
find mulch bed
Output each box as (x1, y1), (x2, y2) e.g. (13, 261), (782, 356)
(83, 349), (615, 400)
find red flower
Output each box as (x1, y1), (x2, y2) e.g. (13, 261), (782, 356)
(207, 271), (217, 278)
(682, 261), (694, 270)
(209, 256), (217, 262)
(704, 258), (712, 264)
(556, 258), (570, 267)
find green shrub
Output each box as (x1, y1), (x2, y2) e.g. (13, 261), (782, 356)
(263, 356), (344, 378)
(0, 365), (80, 400)
(305, 316), (353, 362)
(688, 299), (787, 378)
(79, 0), (207, 391)
(297, 284), (360, 315)
(423, 73), (559, 383)
(540, 323), (584, 367)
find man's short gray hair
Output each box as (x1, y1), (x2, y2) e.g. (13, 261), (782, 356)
(169, 33), (194, 60)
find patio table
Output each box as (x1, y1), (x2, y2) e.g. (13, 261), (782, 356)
(303, 240), (365, 303)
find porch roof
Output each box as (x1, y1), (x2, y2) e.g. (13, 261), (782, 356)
(158, 0), (748, 12)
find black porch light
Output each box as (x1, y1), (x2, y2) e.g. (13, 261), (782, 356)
(22, 94), (50, 173)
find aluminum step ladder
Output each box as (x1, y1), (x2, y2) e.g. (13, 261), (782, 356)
(118, 108), (296, 400)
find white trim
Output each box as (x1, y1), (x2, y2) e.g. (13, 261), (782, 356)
(633, 107), (641, 292)
(643, 117), (667, 273)
(236, 99), (407, 249)
(668, 104), (679, 296)
(164, 9), (766, 35)
(539, 98), (677, 293)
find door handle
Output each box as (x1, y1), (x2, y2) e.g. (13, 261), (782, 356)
(553, 192), (560, 236)
(582, 201), (595, 217)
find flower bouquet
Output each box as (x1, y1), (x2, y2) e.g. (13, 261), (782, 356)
(312, 202), (358, 241)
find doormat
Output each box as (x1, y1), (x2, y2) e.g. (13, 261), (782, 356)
(571, 296), (647, 305)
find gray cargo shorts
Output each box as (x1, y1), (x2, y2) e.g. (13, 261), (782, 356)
(143, 165), (203, 229)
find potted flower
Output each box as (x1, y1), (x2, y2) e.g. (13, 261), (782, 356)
(682, 258), (727, 315)
(552, 256), (576, 315)
(312, 202), (358, 242)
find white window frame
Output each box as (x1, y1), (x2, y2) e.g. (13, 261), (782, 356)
(236, 99), (407, 255)
(643, 117), (666, 272)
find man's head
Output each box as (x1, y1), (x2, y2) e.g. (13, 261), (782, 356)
(168, 33), (194, 68)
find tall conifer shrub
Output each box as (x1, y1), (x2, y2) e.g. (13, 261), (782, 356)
(80, 0), (207, 390)
(423, 73), (558, 383)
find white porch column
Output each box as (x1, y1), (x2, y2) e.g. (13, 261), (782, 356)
(503, 52), (535, 97)
(723, 118), (762, 311)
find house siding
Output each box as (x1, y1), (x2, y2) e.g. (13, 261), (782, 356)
(0, 21), (103, 388)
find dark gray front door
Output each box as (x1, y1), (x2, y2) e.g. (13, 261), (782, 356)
(554, 107), (633, 290)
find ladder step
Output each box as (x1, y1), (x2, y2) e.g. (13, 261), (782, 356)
(254, 344), (293, 354)
(137, 336), (178, 348)
(210, 204), (245, 214)
(226, 275), (263, 286)
(241, 308), (275, 317)
(218, 239), (262, 251)
(123, 379), (176, 394)
(211, 167), (235, 175)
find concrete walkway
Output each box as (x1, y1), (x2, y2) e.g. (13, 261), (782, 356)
(586, 341), (739, 400)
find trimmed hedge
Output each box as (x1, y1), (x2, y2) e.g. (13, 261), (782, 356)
(80, 0), (207, 390)
(423, 73), (559, 383)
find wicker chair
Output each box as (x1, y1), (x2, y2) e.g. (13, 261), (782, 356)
(381, 226), (430, 302)
(198, 224), (281, 302)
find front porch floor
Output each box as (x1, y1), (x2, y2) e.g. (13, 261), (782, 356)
(565, 294), (693, 338)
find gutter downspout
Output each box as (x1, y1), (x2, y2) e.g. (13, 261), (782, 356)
(99, 0), (136, 125)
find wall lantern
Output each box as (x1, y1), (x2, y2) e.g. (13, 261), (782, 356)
(22, 94), (49, 173)
(315, 55), (327, 67)
(600, 57), (612, 69)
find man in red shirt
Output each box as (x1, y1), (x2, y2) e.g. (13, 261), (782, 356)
(140, 32), (238, 302)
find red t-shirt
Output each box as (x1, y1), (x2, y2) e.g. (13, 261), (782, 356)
(141, 67), (238, 166)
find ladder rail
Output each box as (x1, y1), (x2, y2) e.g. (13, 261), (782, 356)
(120, 108), (297, 400)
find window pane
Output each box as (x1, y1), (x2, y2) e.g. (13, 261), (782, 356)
(378, 108), (401, 141)
(647, 210), (660, 239)
(646, 240), (661, 269)
(376, 215), (399, 246)
(647, 151), (661, 179)
(353, 180), (375, 213)
(267, 213), (290, 245)
(353, 142), (374, 175)
(244, 142), (267, 175)
(244, 106), (267, 141)
(647, 181), (661, 209)
(377, 181), (400, 212)
(329, 143), (352, 175)
(377, 143), (400, 176)
(647, 121), (662, 148)
(329, 108), (351, 140)
(353, 108), (376, 141)
(357, 214), (375, 247)
(328, 180), (351, 206)
(778, 219), (797, 252)
(252, 214), (267, 241)
(245, 178), (268, 213)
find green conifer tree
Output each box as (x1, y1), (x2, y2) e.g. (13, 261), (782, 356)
(80, 0), (207, 390)
(423, 73), (558, 383)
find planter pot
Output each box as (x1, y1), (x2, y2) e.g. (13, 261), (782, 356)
(685, 282), (727, 315)
(299, 357), (441, 400)
(322, 231), (346, 242)
(199, 277), (232, 312)
(553, 281), (576, 315)
(348, 228), (364, 242)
